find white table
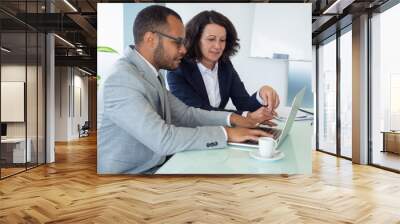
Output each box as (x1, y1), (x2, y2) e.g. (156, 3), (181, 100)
(1, 138), (31, 163)
(156, 120), (313, 174)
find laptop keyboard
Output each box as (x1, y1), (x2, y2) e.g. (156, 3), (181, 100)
(258, 127), (282, 140)
(242, 127), (282, 145)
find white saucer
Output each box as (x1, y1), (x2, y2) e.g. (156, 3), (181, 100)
(249, 150), (285, 161)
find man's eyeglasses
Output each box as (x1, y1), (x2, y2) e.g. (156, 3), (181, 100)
(152, 31), (185, 47)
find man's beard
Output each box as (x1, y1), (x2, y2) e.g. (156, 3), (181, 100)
(153, 42), (178, 71)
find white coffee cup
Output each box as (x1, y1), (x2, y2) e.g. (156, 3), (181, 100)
(258, 137), (278, 158)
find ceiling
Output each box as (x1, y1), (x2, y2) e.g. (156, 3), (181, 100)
(0, 0), (392, 74)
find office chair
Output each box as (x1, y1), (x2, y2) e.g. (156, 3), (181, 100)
(79, 121), (90, 138)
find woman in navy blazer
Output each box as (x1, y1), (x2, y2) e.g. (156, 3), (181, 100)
(167, 10), (279, 124)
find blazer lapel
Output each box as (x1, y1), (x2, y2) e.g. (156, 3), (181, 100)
(158, 72), (171, 123)
(217, 62), (229, 108)
(187, 62), (210, 105)
(125, 46), (166, 119)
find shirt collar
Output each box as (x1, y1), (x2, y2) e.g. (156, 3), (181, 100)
(197, 61), (218, 74)
(133, 46), (159, 77)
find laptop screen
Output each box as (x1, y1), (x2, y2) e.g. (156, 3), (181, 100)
(228, 87), (306, 148)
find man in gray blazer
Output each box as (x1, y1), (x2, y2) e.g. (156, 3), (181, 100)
(98, 5), (270, 174)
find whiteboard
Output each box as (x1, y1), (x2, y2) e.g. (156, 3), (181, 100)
(250, 4), (312, 60)
(1, 82), (25, 122)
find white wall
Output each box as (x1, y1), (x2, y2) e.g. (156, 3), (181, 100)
(251, 4), (312, 60)
(97, 4), (124, 128)
(78, 75), (89, 125)
(97, 3), (124, 87)
(1, 64), (26, 81)
(72, 74), (89, 138)
(1, 82), (25, 122)
(55, 67), (68, 141)
(166, 3), (289, 108)
(1, 65), (36, 138)
(55, 67), (89, 141)
(1, 64), (46, 163)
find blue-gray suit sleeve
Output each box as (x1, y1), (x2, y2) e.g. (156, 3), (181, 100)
(103, 73), (228, 156)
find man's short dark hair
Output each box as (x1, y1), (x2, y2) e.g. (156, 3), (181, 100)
(184, 10), (240, 62)
(133, 5), (182, 45)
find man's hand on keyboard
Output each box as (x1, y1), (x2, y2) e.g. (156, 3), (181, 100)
(224, 127), (272, 143)
(259, 120), (277, 127)
(230, 113), (259, 128)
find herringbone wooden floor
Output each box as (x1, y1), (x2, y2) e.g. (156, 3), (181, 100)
(1, 134), (400, 224)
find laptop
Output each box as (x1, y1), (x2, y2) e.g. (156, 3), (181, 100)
(228, 87), (306, 149)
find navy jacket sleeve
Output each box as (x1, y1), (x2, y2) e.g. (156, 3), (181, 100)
(227, 61), (262, 112)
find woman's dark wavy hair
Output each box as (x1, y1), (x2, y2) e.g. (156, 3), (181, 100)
(184, 10), (240, 62)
